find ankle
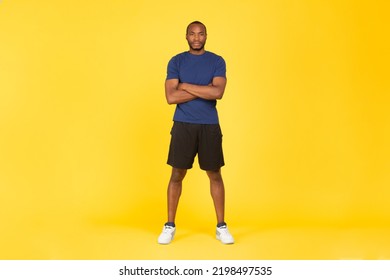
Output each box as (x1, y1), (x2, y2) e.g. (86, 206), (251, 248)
(165, 222), (175, 227)
(217, 222), (227, 228)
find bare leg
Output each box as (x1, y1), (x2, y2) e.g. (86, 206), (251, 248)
(207, 169), (225, 224)
(167, 168), (187, 223)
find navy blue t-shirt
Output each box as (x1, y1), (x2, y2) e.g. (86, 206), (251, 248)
(166, 51), (226, 124)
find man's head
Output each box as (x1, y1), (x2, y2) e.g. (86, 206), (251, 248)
(186, 21), (207, 54)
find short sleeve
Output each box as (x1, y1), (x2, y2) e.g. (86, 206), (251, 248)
(214, 56), (226, 78)
(166, 56), (179, 80)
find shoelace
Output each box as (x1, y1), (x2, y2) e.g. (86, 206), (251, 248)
(218, 226), (230, 236)
(163, 226), (174, 233)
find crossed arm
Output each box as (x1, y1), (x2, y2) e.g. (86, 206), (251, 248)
(165, 77), (227, 105)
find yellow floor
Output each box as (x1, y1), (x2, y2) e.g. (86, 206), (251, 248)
(2, 221), (390, 260)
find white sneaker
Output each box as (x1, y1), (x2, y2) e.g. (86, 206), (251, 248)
(158, 225), (175, 244)
(216, 225), (234, 244)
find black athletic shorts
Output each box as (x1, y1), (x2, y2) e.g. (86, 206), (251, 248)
(167, 121), (225, 171)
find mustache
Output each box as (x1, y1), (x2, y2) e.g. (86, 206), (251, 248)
(189, 42), (205, 48)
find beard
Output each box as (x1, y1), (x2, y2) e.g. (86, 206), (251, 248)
(189, 42), (205, 51)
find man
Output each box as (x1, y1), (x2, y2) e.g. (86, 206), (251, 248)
(158, 21), (234, 245)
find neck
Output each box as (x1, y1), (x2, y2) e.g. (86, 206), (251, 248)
(189, 48), (206, 55)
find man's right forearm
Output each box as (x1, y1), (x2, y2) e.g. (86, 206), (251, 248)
(166, 89), (197, 105)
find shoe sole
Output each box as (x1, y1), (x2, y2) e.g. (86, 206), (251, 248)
(216, 235), (234, 244)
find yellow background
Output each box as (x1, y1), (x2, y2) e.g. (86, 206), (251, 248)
(1, 0), (389, 259)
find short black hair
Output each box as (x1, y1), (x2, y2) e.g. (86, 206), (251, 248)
(186, 21), (207, 35)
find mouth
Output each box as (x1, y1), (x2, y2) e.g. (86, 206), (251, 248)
(189, 41), (204, 50)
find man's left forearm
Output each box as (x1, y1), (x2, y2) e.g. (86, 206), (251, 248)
(178, 83), (224, 100)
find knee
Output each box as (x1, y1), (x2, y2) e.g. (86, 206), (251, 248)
(170, 168), (187, 183)
(207, 170), (223, 183)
